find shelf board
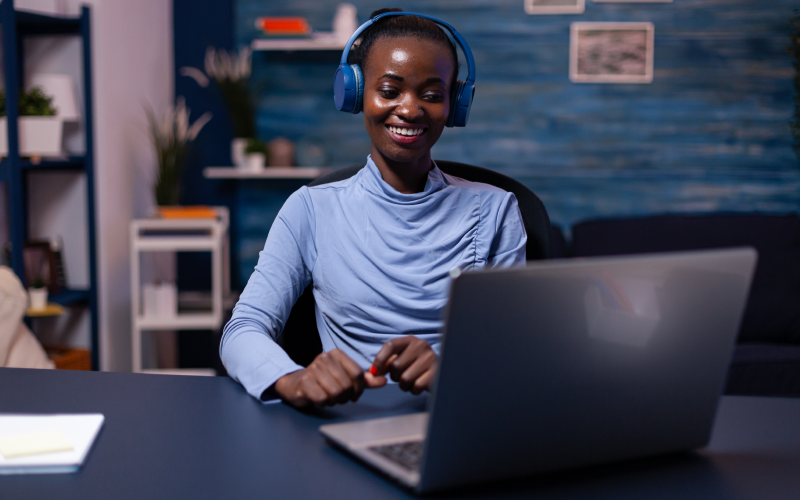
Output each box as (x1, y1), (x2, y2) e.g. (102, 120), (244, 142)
(251, 37), (345, 51)
(26, 302), (65, 317)
(21, 156), (86, 171)
(204, 166), (331, 179)
(16, 10), (81, 36)
(49, 288), (90, 307)
(137, 313), (221, 330)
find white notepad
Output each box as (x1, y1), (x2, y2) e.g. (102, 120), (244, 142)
(0, 414), (104, 474)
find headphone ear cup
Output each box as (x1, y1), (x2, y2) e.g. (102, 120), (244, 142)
(447, 79), (466, 128)
(352, 64), (364, 114)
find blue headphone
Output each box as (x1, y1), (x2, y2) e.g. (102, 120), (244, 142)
(333, 12), (476, 128)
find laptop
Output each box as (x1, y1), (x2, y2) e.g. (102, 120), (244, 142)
(320, 248), (757, 493)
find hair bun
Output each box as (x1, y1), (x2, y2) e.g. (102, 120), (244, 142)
(369, 7), (403, 18)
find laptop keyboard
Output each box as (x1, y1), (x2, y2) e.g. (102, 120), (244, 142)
(368, 440), (424, 472)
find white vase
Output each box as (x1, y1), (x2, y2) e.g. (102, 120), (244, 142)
(245, 153), (265, 172)
(0, 117), (64, 157)
(28, 287), (48, 310)
(142, 282), (178, 318)
(231, 138), (249, 168)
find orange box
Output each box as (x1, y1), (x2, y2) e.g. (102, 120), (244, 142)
(256, 17), (311, 36)
(157, 206), (218, 219)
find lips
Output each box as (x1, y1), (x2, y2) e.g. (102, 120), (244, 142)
(385, 124), (427, 144)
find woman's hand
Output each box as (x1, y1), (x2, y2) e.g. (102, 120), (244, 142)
(366, 336), (438, 395)
(274, 349), (381, 408)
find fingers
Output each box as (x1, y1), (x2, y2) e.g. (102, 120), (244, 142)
(302, 350), (367, 407)
(372, 336), (438, 394)
(372, 337), (414, 373)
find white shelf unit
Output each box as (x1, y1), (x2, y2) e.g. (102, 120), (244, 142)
(203, 166), (331, 179)
(130, 207), (230, 373)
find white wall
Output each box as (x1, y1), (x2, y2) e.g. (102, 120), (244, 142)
(16, 0), (174, 371)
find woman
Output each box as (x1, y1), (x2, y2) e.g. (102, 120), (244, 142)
(221, 9), (527, 408)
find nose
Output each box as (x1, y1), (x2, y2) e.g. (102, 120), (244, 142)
(395, 92), (423, 121)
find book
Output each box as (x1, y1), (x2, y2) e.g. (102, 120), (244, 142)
(0, 414), (104, 474)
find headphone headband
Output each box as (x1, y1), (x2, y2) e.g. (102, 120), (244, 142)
(339, 12), (476, 86)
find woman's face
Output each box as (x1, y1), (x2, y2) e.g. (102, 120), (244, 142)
(362, 37), (456, 164)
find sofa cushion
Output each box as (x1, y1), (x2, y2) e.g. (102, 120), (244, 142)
(571, 214), (800, 344)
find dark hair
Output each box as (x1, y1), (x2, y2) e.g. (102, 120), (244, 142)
(350, 8), (459, 80)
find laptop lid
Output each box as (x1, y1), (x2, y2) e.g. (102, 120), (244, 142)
(418, 248), (757, 492)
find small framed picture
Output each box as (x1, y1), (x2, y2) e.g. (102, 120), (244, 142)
(525, 0), (585, 15)
(23, 241), (61, 293)
(570, 22), (655, 84)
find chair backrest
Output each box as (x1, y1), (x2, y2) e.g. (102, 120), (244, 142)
(280, 161), (552, 366)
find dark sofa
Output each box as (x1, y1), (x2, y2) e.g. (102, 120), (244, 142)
(550, 213), (800, 397)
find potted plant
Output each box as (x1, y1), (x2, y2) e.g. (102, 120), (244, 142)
(243, 138), (268, 172)
(180, 47), (256, 167)
(0, 86), (62, 158)
(144, 97), (211, 207)
(28, 275), (48, 311)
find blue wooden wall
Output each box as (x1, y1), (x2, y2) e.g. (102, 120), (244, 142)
(233, 0), (800, 284)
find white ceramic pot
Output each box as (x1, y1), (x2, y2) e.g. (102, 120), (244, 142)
(142, 282), (178, 318)
(28, 287), (48, 310)
(231, 138), (249, 168)
(245, 153), (265, 172)
(0, 117), (64, 157)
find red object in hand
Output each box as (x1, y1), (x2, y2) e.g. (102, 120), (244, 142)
(369, 365), (379, 376)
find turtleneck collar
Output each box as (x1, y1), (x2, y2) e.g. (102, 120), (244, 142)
(360, 155), (447, 203)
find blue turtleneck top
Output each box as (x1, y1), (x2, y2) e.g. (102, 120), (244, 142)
(220, 156), (527, 400)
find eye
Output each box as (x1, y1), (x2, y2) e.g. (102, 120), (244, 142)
(379, 88), (399, 99)
(422, 91), (444, 103)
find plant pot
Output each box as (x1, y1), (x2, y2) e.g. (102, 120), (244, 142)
(0, 117), (64, 157)
(28, 287), (48, 310)
(231, 138), (249, 168)
(244, 153), (265, 172)
(142, 282), (178, 318)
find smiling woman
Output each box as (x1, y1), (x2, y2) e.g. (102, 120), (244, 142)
(220, 9), (527, 410)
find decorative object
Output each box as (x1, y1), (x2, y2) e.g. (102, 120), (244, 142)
(180, 47), (255, 166)
(157, 206), (218, 219)
(0, 86), (62, 157)
(255, 17), (311, 36)
(244, 138), (268, 172)
(28, 275), (48, 310)
(144, 97), (211, 206)
(570, 23), (655, 84)
(22, 241), (59, 293)
(268, 137), (295, 167)
(789, 11), (800, 166)
(28, 74), (80, 121)
(525, 0), (585, 15)
(333, 4), (358, 44)
(142, 282), (178, 318)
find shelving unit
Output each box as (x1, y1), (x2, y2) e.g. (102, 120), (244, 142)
(203, 166), (331, 179)
(0, 2), (98, 368)
(130, 208), (230, 374)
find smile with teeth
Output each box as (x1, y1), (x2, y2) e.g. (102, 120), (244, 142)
(387, 125), (426, 137)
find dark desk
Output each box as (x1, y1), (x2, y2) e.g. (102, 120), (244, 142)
(1, 368), (799, 499)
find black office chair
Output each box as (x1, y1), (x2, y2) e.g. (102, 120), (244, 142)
(280, 160), (552, 366)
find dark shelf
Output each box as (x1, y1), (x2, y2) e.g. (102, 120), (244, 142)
(49, 288), (90, 307)
(15, 10), (81, 35)
(21, 156), (86, 171)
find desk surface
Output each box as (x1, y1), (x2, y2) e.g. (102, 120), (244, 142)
(1, 368), (799, 499)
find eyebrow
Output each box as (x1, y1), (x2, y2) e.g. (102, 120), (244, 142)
(378, 74), (446, 85)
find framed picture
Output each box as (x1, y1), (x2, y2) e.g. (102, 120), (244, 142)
(570, 22), (655, 84)
(23, 240), (61, 293)
(525, 0), (585, 15)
